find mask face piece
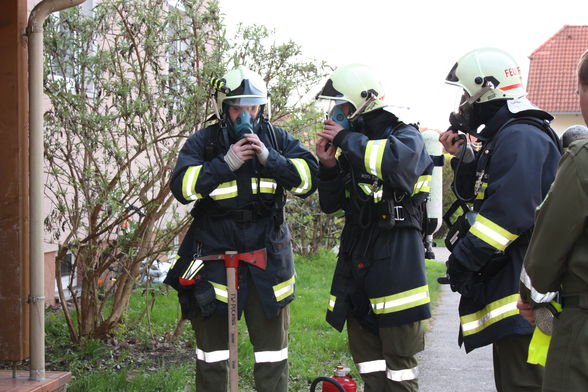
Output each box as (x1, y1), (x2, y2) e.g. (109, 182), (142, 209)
(448, 93), (476, 134)
(328, 104), (351, 130)
(225, 103), (261, 142)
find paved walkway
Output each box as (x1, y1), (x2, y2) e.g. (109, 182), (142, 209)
(416, 247), (495, 392)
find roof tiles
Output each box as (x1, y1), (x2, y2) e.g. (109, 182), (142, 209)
(527, 25), (588, 113)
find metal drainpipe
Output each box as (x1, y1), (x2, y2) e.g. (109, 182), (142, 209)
(26, 0), (86, 381)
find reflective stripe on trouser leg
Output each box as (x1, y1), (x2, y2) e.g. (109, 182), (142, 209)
(191, 310), (229, 392)
(244, 279), (290, 392)
(348, 315), (422, 392)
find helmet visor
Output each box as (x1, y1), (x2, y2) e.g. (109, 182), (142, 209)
(224, 96), (266, 106)
(225, 79), (267, 106)
(225, 103), (261, 116)
(446, 62), (459, 83)
(316, 79), (351, 105)
(316, 99), (354, 119)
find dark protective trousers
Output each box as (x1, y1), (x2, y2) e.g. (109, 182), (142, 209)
(347, 315), (424, 392)
(542, 308), (588, 392)
(492, 334), (543, 392)
(190, 280), (289, 392)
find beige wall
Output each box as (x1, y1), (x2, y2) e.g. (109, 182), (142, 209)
(551, 113), (587, 137)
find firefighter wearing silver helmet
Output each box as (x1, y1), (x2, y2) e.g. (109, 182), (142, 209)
(315, 63), (433, 391)
(439, 48), (561, 391)
(164, 65), (318, 392)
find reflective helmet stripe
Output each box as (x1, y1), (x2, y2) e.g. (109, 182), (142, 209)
(500, 83), (523, 91)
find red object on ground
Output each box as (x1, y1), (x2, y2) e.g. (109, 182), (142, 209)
(323, 366), (357, 392)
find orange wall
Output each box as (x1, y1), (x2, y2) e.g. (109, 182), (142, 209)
(0, 0), (30, 361)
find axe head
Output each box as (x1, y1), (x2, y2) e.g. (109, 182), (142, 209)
(232, 248), (267, 270)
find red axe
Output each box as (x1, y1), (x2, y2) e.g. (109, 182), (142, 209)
(199, 248), (267, 392)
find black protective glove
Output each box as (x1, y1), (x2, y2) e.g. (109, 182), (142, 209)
(445, 255), (475, 295)
(192, 279), (217, 318)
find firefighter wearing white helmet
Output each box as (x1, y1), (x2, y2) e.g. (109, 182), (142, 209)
(315, 63), (434, 391)
(439, 48), (562, 391)
(164, 65), (318, 392)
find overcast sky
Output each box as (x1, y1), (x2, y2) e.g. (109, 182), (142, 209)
(219, 0), (587, 129)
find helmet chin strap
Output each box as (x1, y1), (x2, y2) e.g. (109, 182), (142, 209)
(348, 89), (379, 121)
(210, 92), (222, 121)
(464, 81), (495, 105)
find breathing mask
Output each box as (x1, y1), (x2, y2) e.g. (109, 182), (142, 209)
(448, 92), (477, 134)
(328, 103), (351, 130)
(225, 103), (261, 143)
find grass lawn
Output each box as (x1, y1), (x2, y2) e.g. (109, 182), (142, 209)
(33, 249), (446, 391)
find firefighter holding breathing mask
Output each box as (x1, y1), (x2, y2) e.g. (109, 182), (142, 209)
(315, 63), (433, 391)
(438, 48), (561, 391)
(164, 65), (317, 392)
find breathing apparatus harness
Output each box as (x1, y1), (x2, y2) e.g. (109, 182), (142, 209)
(443, 111), (562, 252)
(190, 77), (285, 228)
(342, 121), (426, 233)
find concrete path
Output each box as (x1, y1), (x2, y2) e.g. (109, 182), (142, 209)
(416, 247), (495, 392)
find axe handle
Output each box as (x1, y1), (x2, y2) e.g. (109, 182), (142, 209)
(227, 266), (238, 392)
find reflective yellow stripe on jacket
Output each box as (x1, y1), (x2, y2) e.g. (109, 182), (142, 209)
(412, 175), (432, 195)
(370, 285), (430, 314)
(210, 282), (228, 303)
(209, 180), (238, 200)
(273, 275), (295, 301)
(364, 139), (388, 180)
(251, 178), (277, 194)
(358, 183), (383, 202)
(460, 294), (519, 336)
(469, 214), (518, 251)
(183, 165), (238, 201)
(289, 158), (312, 195)
(328, 295), (336, 312)
(182, 165), (204, 201)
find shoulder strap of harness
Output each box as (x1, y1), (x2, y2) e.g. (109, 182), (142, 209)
(478, 116), (562, 173)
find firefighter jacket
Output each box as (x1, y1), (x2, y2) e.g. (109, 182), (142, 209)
(449, 104), (561, 352)
(318, 109), (434, 332)
(164, 121), (318, 320)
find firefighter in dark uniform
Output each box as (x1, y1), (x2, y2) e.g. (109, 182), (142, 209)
(439, 48), (561, 391)
(164, 65), (318, 392)
(315, 63), (433, 392)
(518, 49), (588, 392)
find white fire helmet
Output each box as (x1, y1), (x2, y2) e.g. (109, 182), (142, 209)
(212, 65), (268, 119)
(446, 47), (527, 104)
(316, 64), (386, 119)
